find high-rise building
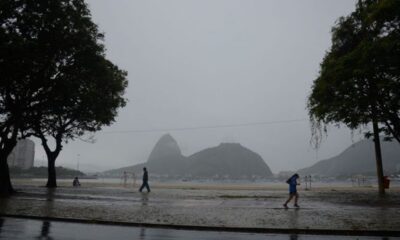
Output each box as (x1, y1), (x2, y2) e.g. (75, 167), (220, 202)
(7, 139), (35, 169)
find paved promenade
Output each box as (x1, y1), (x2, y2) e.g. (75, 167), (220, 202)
(0, 183), (399, 235)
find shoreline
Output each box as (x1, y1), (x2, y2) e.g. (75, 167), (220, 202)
(11, 178), (400, 191)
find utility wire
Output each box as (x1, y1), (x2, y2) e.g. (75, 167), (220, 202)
(99, 118), (309, 134)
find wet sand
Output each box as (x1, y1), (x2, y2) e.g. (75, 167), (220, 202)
(1, 179), (400, 234)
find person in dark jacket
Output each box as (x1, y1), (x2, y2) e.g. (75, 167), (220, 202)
(72, 177), (81, 187)
(139, 167), (150, 192)
(283, 173), (300, 208)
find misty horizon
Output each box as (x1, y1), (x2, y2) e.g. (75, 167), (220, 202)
(34, 131), (367, 174)
(30, 0), (367, 174)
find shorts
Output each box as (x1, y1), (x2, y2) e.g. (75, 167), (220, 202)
(289, 191), (298, 196)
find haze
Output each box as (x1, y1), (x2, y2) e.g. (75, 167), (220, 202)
(34, 0), (362, 173)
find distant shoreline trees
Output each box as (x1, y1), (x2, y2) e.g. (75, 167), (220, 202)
(10, 166), (85, 179)
(308, 0), (400, 195)
(0, 0), (128, 196)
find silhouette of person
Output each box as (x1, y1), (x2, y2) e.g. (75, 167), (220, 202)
(72, 177), (80, 187)
(139, 167), (150, 192)
(283, 173), (300, 208)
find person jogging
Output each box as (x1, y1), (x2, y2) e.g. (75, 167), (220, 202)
(283, 173), (300, 208)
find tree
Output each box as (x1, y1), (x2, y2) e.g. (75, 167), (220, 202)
(0, 81), (39, 195)
(34, 56), (127, 188)
(0, 0), (128, 192)
(308, 0), (400, 195)
(0, 84), (20, 196)
(0, 0), (52, 196)
(22, 0), (127, 188)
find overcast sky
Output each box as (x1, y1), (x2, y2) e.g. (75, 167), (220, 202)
(34, 0), (363, 173)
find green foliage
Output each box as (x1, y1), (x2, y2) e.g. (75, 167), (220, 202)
(0, 0), (128, 190)
(1, 0), (127, 140)
(308, 0), (400, 144)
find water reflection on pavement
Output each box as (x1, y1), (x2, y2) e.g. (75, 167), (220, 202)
(0, 217), (398, 240)
(3, 186), (400, 231)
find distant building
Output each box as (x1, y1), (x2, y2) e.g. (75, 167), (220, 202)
(7, 139), (35, 169)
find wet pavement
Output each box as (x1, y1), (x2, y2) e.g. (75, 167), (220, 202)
(0, 217), (398, 240)
(0, 184), (400, 233)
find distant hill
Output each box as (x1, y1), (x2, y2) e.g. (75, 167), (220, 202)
(298, 139), (400, 177)
(187, 143), (272, 178)
(103, 134), (186, 176)
(103, 134), (273, 178)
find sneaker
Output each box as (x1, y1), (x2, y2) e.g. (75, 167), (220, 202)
(294, 204), (300, 208)
(283, 204), (288, 209)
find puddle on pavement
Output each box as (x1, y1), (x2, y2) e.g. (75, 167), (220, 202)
(0, 217), (398, 240)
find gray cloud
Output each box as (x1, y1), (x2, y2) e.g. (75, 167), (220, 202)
(34, 0), (361, 173)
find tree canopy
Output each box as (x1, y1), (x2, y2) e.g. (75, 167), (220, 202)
(307, 0), (400, 194)
(308, 0), (400, 141)
(0, 0), (128, 193)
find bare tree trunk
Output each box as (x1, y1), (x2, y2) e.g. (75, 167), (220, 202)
(0, 155), (14, 197)
(0, 132), (18, 197)
(372, 118), (385, 195)
(46, 155), (57, 188)
(40, 135), (62, 189)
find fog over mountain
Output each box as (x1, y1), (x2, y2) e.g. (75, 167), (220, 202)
(144, 134), (186, 175)
(32, 1), (360, 173)
(299, 140), (400, 177)
(104, 134), (272, 178)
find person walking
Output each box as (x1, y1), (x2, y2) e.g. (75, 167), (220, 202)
(283, 173), (300, 208)
(139, 167), (150, 192)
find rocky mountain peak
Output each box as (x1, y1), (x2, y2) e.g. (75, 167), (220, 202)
(147, 133), (182, 163)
